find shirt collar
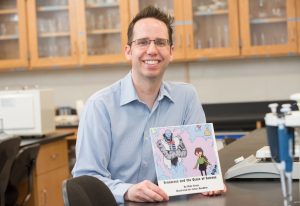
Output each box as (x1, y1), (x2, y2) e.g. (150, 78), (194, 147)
(120, 72), (138, 106)
(120, 72), (174, 106)
(157, 82), (174, 103)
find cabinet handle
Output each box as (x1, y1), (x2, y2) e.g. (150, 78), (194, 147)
(42, 189), (47, 206)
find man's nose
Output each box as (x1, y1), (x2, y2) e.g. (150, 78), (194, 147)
(146, 41), (159, 54)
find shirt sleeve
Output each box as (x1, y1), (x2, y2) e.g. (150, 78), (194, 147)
(72, 98), (132, 204)
(183, 85), (206, 124)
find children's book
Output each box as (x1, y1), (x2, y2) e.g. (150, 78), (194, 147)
(149, 123), (224, 196)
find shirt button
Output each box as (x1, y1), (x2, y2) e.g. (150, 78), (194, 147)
(142, 161), (148, 167)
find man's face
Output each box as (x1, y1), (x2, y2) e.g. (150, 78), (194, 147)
(125, 18), (174, 81)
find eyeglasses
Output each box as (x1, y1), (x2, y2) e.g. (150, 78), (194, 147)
(130, 38), (170, 48)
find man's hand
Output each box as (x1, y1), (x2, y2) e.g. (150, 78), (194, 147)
(201, 184), (227, 196)
(124, 180), (169, 202)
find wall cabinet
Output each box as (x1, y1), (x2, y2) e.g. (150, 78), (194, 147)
(0, 0), (129, 71)
(0, 0), (28, 69)
(183, 0), (240, 60)
(129, 0), (298, 60)
(0, 0), (299, 70)
(129, 0), (240, 60)
(76, 0), (129, 65)
(27, 0), (79, 69)
(239, 0), (297, 56)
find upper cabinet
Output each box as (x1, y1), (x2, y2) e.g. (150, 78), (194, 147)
(0, 0), (28, 69)
(183, 0), (240, 60)
(129, 0), (239, 60)
(239, 0), (297, 56)
(130, 0), (298, 60)
(27, 0), (79, 69)
(76, 0), (129, 65)
(0, 0), (299, 70)
(0, 0), (129, 71)
(27, 0), (129, 69)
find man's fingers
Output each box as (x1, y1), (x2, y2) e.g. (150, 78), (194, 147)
(146, 181), (169, 201)
(142, 188), (164, 202)
(125, 180), (169, 202)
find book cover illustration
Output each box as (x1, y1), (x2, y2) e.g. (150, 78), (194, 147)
(150, 123), (224, 196)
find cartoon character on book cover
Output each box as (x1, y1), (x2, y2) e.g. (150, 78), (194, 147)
(150, 123), (221, 180)
(193, 147), (211, 176)
(156, 129), (187, 169)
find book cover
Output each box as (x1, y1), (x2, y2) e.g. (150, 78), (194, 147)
(149, 123), (224, 196)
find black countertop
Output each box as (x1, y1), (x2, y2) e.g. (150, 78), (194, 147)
(20, 131), (74, 147)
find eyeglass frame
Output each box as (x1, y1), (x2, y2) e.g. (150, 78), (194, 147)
(128, 38), (171, 48)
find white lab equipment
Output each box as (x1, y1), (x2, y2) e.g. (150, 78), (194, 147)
(0, 89), (55, 136)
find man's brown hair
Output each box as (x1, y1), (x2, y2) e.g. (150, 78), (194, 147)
(127, 5), (174, 46)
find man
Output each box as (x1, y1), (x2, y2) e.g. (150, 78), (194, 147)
(73, 6), (224, 204)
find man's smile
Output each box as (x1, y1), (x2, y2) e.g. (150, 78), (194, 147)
(143, 60), (161, 65)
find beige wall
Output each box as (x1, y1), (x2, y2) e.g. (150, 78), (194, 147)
(189, 56), (300, 103)
(0, 56), (300, 108)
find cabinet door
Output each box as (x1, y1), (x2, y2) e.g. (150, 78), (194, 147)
(0, 0), (28, 70)
(183, 0), (240, 60)
(239, 0), (297, 56)
(27, 0), (79, 69)
(36, 166), (69, 206)
(129, 0), (186, 61)
(77, 0), (129, 65)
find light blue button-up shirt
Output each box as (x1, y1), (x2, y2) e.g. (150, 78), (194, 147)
(72, 72), (206, 204)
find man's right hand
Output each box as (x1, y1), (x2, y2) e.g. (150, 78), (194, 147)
(124, 180), (169, 202)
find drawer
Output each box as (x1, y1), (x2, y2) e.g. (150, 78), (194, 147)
(36, 140), (68, 175)
(35, 166), (69, 206)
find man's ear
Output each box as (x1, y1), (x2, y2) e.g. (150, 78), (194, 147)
(125, 44), (132, 61)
